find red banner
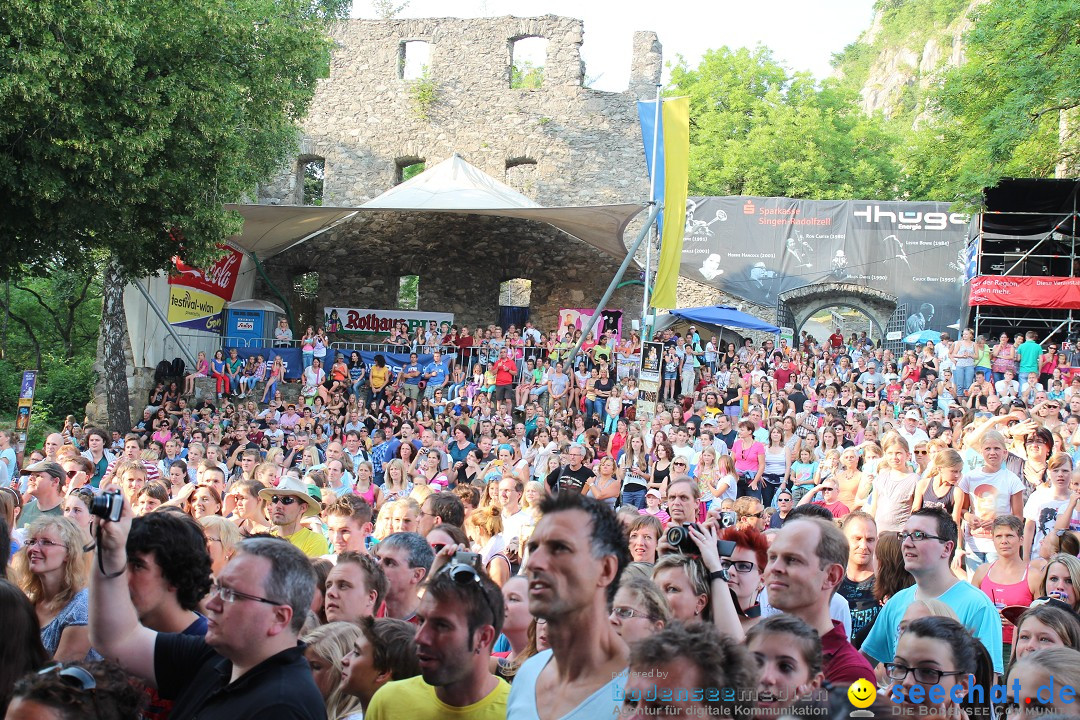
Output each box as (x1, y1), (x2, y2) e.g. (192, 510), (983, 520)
(169, 245), (243, 301)
(969, 276), (1080, 309)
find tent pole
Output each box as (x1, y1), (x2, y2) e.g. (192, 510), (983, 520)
(133, 278), (199, 369)
(566, 203), (662, 370)
(641, 84), (662, 341)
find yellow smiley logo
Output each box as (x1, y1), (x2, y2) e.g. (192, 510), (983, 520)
(847, 678), (876, 709)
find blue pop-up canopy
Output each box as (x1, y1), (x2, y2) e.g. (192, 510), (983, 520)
(668, 305), (781, 334)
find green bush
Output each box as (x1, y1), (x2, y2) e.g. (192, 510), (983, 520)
(35, 355), (96, 426)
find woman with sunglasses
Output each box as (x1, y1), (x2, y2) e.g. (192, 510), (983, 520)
(12, 517), (97, 662)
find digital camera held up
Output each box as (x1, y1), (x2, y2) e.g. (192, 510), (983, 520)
(89, 491), (123, 523)
(665, 522), (737, 560)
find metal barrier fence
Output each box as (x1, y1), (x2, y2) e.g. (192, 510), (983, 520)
(160, 335), (641, 387)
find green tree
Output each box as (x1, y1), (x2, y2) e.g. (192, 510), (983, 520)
(0, 0), (348, 431)
(668, 46), (903, 199)
(899, 0), (1080, 203)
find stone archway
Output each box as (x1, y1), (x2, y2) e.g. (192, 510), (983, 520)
(777, 283), (898, 341)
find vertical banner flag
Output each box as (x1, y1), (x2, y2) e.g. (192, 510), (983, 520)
(638, 97), (690, 309)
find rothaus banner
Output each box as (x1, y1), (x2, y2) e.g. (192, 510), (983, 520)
(683, 197), (970, 336)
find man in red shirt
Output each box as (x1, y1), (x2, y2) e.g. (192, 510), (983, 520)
(764, 517), (875, 685)
(829, 327), (844, 351)
(493, 347), (518, 407)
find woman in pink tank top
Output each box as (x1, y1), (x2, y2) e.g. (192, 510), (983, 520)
(971, 516), (1036, 650)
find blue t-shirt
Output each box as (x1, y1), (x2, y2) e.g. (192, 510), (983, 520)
(861, 581), (1003, 674)
(424, 360), (447, 387)
(507, 649), (625, 720)
(403, 363), (422, 386)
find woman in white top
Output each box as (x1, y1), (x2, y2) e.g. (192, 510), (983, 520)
(762, 424), (790, 507)
(303, 358), (328, 404)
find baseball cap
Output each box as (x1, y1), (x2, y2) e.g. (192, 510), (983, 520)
(22, 460), (65, 480)
(646, 488), (662, 499)
(904, 409), (921, 421)
(1001, 597), (1077, 626)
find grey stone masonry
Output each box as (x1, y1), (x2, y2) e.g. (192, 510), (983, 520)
(258, 16), (661, 210)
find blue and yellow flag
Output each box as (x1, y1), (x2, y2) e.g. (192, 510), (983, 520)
(637, 96), (689, 309)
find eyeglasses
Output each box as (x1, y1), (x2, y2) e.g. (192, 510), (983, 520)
(672, 461), (687, 467)
(26, 537), (63, 549)
(884, 663), (966, 685)
(611, 606), (655, 621)
(913, 449), (928, 456)
(65, 469), (81, 479)
(720, 559), (756, 574)
(899, 530), (945, 543)
(821, 487), (838, 494)
(208, 580), (283, 606)
(270, 495), (298, 506)
(444, 563), (499, 626)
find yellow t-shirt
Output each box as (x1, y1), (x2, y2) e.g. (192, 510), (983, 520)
(275, 527), (330, 558)
(366, 675), (509, 720)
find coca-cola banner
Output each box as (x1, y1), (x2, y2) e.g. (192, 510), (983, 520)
(682, 197), (970, 335)
(970, 276), (1080, 309)
(170, 245), (243, 300)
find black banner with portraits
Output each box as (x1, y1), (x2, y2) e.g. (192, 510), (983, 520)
(682, 197), (970, 336)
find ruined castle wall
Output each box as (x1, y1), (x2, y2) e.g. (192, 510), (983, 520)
(256, 16), (662, 332)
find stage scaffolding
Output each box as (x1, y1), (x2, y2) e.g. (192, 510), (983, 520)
(967, 178), (1080, 343)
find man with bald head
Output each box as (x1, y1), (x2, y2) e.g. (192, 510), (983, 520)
(44, 433), (65, 462)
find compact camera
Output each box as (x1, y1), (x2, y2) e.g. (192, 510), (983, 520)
(665, 522), (737, 560)
(89, 491), (123, 522)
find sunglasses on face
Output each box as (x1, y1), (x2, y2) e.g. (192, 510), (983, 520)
(270, 495), (299, 506)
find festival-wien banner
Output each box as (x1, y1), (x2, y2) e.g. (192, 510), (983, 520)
(682, 197), (969, 335)
(323, 308), (454, 338)
(167, 245), (243, 334)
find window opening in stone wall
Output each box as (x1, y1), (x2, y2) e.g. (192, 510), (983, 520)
(399, 40), (430, 81)
(398, 275), (419, 310)
(505, 157), (538, 197)
(294, 271), (320, 300)
(499, 278), (532, 307)
(396, 157), (426, 185)
(300, 158), (325, 206)
(510, 36), (547, 89)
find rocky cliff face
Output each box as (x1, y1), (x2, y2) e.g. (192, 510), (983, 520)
(833, 0), (987, 125)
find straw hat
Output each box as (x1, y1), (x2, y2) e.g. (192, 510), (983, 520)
(258, 475), (321, 518)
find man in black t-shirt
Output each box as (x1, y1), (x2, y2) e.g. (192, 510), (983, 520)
(545, 444), (594, 494)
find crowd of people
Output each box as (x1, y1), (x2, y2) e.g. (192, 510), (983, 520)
(4, 320), (1080, 718)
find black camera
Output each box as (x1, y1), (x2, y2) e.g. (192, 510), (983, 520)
(89, 491), (123, 523)
(665, 523), (737, 559)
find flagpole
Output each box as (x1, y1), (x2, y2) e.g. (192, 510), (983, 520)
(641, 83), (662, 340)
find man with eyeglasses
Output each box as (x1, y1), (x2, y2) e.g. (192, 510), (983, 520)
(545, 443), (594, 495)
(367, 561), (507, 719)
(861, 508), (1003, 675)
(257, 475), (330, 558)
(90, 498), (326, 719)
(762, 517), (875, 685)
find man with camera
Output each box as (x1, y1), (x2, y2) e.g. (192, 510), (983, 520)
(89, 495), (326, 719)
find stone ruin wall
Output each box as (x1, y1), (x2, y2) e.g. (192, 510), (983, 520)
(257, 15), (666, 335)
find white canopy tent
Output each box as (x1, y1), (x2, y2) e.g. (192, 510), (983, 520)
(125, 154), (645, 368)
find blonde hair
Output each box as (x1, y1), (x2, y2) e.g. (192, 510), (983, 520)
(464, 504), (503, 543)
(924, 448), (963, 482)
(374, 500), (396, 540)
(1043, 554), (1080, 611)
(198, 515), (242, 560)
(409, 484), (434, 505)
(881, 432), (910, 455)
(300, 622), (364, 719)
(522, 481), (544, 511)
(383, 459), (408, 489)
(13, 517), (90, 609)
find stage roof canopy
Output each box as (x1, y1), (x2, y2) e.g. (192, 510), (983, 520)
(224, 154), (645, 261)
